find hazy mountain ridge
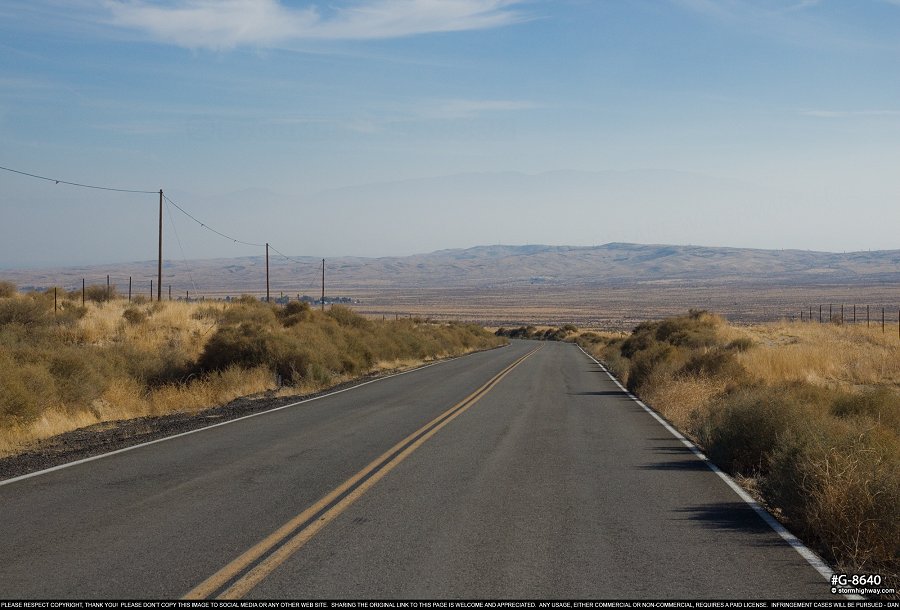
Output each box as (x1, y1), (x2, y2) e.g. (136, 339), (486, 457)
(5, 243), (900, 294)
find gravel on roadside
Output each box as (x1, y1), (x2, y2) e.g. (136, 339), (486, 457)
(0, 370), (401, 482)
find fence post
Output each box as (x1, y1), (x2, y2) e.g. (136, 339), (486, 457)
(882, 307), (885, 333)
(107, 274), (110, 302)
(841, 304), (843, 325)
(867, 305), (870, 328)
(82, 278), (85, 307)
(150, 279), (153, 300)
(169, 285), (172, 301)
(853, 304), (856, 324)
(128, 276), (132, 303)
(54, 287), (57, 314)
(819, 305), (822, 323)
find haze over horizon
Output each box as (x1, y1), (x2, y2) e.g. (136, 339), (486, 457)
(2, 1), (899, 267)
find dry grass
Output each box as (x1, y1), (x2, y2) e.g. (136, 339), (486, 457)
(738, 322), (900, 388)
(0, 288), (504, 457)
(640, 374), (727, 431)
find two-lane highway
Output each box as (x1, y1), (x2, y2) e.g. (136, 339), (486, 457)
(0, 341), (832, 599)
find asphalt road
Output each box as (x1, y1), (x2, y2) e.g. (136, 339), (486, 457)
(0, 341), (834, 599)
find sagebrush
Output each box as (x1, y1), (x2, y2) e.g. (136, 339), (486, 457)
(0, 287), (505, 455)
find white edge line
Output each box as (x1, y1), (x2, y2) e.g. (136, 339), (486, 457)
(576, 344), (863, 600)
(0, 347), (507, 488)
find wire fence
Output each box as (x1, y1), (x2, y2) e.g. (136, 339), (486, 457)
(46, 275), (338, 308)
(793, 304), (900, 337)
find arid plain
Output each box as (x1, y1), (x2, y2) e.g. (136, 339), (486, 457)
(6, 242), (900, 330)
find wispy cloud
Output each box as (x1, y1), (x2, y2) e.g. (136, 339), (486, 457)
(105, 0), (528, 50)
(667, 0), (738, 19)
(276, 98), (541, 134)
(89, 120), (179, 136)
(666, 0), (899, 52)
(781, 0), (822, 13)
(801, 109), (900, 118)
(327, 98), (541, 134)
(669, 0), (826, 20)
(418, 98), (539, 120)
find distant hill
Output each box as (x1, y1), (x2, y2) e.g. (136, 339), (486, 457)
(4, 243), (900, 295)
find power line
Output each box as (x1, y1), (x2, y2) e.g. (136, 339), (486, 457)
(0, 164), (158, 194)
(268, 244), (310, 266)
(269, 244), (322, 295)
(163, 194), (266, 248)
(164, 198), (199, 295)
(5, 163), (322, 296)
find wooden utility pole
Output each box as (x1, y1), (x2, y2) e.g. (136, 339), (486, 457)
(321, 258), (325, 311)
(158, 189), (163, 302)
(266, 243), (270, 303)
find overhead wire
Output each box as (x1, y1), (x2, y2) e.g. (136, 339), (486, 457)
(162, 195), (321, 298)
(268, 244), (323, 298)
(164, 197), (199, 296)
(5, 163), (322, 298)
(0, 164), (158, 194)
(268, 244), (309, 266)
(163, 194), (266, 248)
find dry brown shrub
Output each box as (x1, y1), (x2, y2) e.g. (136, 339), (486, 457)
(0, 281), (17, 298)
(0, 298), (504, 457)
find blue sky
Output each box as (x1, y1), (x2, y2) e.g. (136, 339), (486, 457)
(1, 0), (899, 267)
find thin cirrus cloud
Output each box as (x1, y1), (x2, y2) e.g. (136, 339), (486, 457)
(801, 109), (900, 118)
(418, 99), (540, 120)
(668, 0), (822, 19)
(104, 0), (529, 50)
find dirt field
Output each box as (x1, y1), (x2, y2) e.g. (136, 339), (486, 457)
(337, 283), (900, 331)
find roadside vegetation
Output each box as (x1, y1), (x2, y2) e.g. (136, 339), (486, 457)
(0, 283), (505, 457)
(576, 310), (899, 585)
(495, 324), (578, 341)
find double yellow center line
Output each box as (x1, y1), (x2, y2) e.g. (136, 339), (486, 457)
(184, 345), (541, 600)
